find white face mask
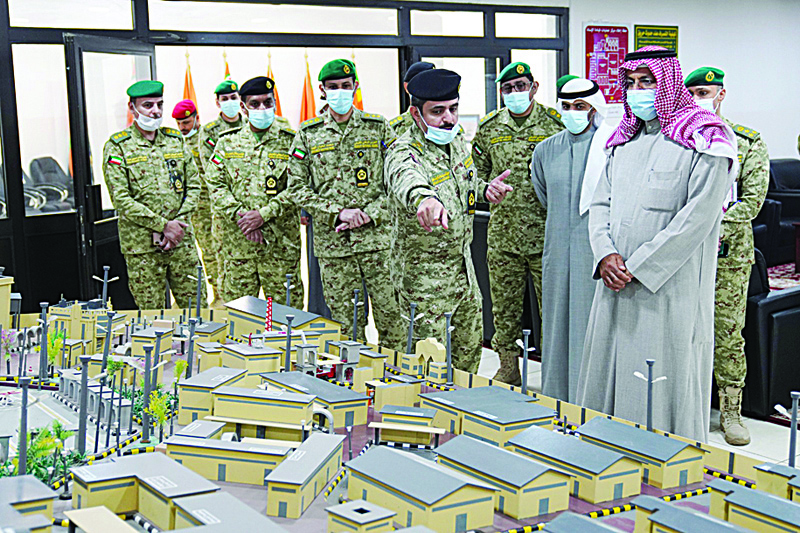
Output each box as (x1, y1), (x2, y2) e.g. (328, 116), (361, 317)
(220, 99), (240, 119)
(503, 91), (532, 115)
(695, 97), (718, 113)
(134, 111), (162, 132)
(183, 126), (199, 139)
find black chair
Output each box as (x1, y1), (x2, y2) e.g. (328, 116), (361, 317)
(752, 199), (781, 267)
(29, 156), (74, 208)
(766, 158), (800, 266)
(742, 248), (800, 417)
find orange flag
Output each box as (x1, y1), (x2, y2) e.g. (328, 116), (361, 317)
(267, 63), (283, 117)
(353, 72), (364, 111)
(183, 65), (197, 105)
(299, 58), (316, 123)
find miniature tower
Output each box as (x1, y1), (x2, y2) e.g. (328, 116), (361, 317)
(77, 355), (92, 455)
(265, 296), (273, 332)
(142, 345), (153, 444)
(444, 312), (453, 386)
(405, 302), (417, 355)
(186, 318), (197, 379)
(351, 289), (361, 342)
(38, 302), (48, 388)
(284, 315), (294, 372)
(285, 274), (294, 307)
(521, 329), (531, 393)
(790, 391), (799, 468)
(18, 376), (32, 475)
(195, 264), (204, 323)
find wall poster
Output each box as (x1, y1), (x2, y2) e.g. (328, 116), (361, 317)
(584, 25), (629, 104)
(634, 25), (679, 52)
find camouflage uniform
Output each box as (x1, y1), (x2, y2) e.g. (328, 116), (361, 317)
(472, 102), (564, 383)
(199, 114), (246, 294)
(187, 132), (218, 296)
(715, 118), (769, 390)
(384, 125), (486, 373)
(206, 118), (305, 305)
(389, 110), (414, 137)
(287, 108), (404, 350)
(102, 125), (205, 310)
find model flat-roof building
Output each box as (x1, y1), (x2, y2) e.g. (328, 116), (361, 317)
(708, 478), (800, 533)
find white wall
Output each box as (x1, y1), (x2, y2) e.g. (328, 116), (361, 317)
(424, 0), (800, 157)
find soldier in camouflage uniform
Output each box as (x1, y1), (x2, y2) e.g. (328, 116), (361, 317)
(287, 59), (404, 349)
(172, 99), (215, 304)
(103, 81), (205, 310)
(472, 62), (564, 385)
(385, 69), (513, 373)
(389, 61), (435, 137)
(686, 67), (769, 445)
(199, 80), (247, 302)
(206, 76), (304, 306)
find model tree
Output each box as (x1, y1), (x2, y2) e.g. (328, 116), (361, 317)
(144, 390), (170, 442)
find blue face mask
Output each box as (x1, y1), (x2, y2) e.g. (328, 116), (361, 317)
(326, 89), (354, 115)
(503, 91), (532, 115)
(248, 107), (275, 130)
(626, 89), (657, 121)
(219, 99), (240, 119)
(421, 116), (459, 146)
(561, 110), (591, 134)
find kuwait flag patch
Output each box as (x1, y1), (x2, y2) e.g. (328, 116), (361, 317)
(292, 148), (307, 160)
(107, 155), (123, 166)
(210, 154), (222, 166)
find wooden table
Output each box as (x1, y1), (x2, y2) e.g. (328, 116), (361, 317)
(64, 506), (138, 533)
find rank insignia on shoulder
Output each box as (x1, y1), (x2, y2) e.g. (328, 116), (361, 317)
(204, 122), (218, 131)
(110, 131), (130, 144)
(107, 155), (124, 166)
(162, 127), (182, 138)
(733, 125), (759, 140)
(362, 113), (383, 122)
(300, 117), (323, 129)
(479, 110), (498, 125)
(355, 167), (369, 187)
(281, 127), (297, 136)
(389, 116), (404, 126)
(292, 148), (307, 160)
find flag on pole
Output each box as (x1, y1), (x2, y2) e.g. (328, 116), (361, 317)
(183, 50), (197, 105)
(223, 49), (231, 80)
(299, 54), (316, 123)
(267, 52), (283, 117)
(351, 50), (363, 110)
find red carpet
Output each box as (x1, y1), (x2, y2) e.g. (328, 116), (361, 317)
(768, 263), (800, 290)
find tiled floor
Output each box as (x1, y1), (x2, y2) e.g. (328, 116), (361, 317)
(477, 346), (798, 465)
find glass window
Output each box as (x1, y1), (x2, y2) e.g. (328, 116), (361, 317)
(12, 44), (74, 216)
(495, 13), (558, 39)
(511, 50), (559, 109)
(411, 10), (484, 37)
(83, 52), (152, 212)
(421, 57), (485, 140)
(9, 0), (133, 30)
(149, 0), (397, 35)
(155, 46), (400, 130)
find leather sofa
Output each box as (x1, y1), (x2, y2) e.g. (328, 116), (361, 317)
(766, 158), (800, 266)
(742, 248), (800, 417)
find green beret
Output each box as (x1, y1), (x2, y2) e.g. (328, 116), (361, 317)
(556, 74), (580, 91)
(126, 80), (163, 99)
(684, 66), (725, 87)
(496, 62), (531, 84)
(318, 59), (356, 82)
(214, 79), (239, 95)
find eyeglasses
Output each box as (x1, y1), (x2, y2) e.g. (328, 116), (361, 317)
(500, 81), (531, 95)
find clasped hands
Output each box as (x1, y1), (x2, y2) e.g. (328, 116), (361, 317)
(237, 209), (266, 244)
(598, 253), (634, 292)
(156, 220), (188, 251)
(416, 169), (513, 233)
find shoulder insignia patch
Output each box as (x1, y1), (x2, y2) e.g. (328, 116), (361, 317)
(410, 140), (425, 154)
(479, 109), (499, 126)
(110, 130), (131, 144)
(546, 107), (563, 124)
(389, 115), (405, 126)
(361, 112), (384, 122)
(300, 117), (323, 129)
(281, 126), (297, 136)
(204, 122), (219, 131)
(733, 124), (760, 140)
(162, 127), (182, 138)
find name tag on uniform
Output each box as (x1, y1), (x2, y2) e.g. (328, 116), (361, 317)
(467, 189), (476, 215)
(354, 140), (379, 150)
(126, 155), (147, 165)
(527, 135), (548, 142)
(224, 151), (245, 159)
(355, 167), (369, 187)
(268, 152), (290, 160)
(163, 152), (184, 160)
(431, 171), (451, 186)
(311, 143), (336, 155)
(490, 135), (512, 144)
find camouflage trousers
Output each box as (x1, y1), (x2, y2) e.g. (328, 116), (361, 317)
(395, 272), (483, 374)
(222, 249), (304, 307)
(318, 249), (405, 352)
(714, 264), (751, 389)
(488, 247), (543, 365)
(192, 202), (219, 290)
(124, 244), (206, 310)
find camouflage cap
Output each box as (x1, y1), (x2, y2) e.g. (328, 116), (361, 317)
(126, 80), (163, 98)
(684, 66), (725, 87)
(214, 79), (239, 95)
(496, 62), (531, 84)
(318, 59), (356, 82)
